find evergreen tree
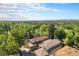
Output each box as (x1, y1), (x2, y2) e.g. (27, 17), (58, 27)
(48, 24), (55, 39)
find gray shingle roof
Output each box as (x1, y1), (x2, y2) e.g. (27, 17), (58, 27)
(39, 39), (61, 51)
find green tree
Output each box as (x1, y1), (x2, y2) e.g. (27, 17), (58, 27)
(39, 24), (48, 36)
(48, 24), (55, 39)
(55, 28), (66, 41)
(73, 33), (79, 48)
(5, 32), (19, 55)
(64, 30), (74, 45)
(0, 34), (7, 55)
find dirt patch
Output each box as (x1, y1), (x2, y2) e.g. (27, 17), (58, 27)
(54, 46), (79, 56)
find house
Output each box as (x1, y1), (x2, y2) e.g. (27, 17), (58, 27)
(34, 48), (49, 56)
(39, 39), (62, 52)
(54, 46), (79, 56)
(30, 36), (48, 44)
(21, 36), (63, 56)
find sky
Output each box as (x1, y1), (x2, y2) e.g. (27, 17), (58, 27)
(0, 3), (79, 21)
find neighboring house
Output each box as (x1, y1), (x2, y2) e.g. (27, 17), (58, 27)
(34, 48), (49, 56)
(39, 39), (62, 52)
(30, 36), (48, 44)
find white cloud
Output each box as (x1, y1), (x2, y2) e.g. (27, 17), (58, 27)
(0, 3), (65, 21)
(0, 3), (62, 14)
(0, 15), (29, 21)
(27, 13), (41, 20)
(52, 9), (61, 12)
(0, 3), (17, 9)
(25, 3), (62, 13)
